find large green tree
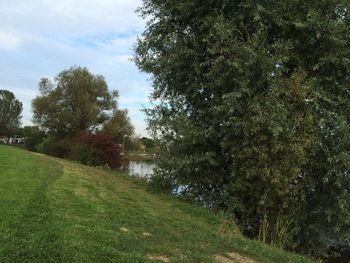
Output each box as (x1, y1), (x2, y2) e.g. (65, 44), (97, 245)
(136, 0), (350, 254)
(0, 90), (23, 136)
(32, 66), (118, 138)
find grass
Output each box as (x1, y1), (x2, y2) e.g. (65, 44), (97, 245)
(0, 145), (313, 263)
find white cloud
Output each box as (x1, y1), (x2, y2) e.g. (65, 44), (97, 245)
(0, 0), (144, 37)
(103, 55), (133, 65)
(0, 32), (21, 50)
(5, 86), (37, 100)
(0, 0), (152, 136)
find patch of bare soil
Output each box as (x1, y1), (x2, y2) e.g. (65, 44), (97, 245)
(147, 255), (170, 262)
(215, 255), (234, 263)
(215, 252), (258, 263)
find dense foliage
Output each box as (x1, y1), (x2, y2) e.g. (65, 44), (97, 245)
(31, 67), (130, 168)
(0, 90), (23, 136)
(73, 133), (122, 169)
(136, 0), (350, 255)
(32, 66), (118, 138)
(140, 137), (156, 151)
(103, 109), (135, 145)
(17, 126), (46, 151)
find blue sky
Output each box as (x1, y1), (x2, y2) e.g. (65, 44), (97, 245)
(0, 0), (151, 136)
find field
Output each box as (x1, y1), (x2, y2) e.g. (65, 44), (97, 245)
(0, 145), (312, 262)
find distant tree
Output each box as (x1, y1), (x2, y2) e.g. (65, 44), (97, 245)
(32, 66), (118, 138)
(17, 126), (46, 151)
(0, 90), (22, 136)
(103, 109), (135, 145)
(140, 137), (155, 150)
(131, 136), (144, 151)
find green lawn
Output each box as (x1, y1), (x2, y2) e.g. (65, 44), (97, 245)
(0, 145), (312, 263)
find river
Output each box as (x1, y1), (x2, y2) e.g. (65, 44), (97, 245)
(123, 161), (155, 179)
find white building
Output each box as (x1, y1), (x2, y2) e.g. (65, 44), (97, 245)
(0, 136), (8, 144)
(9, 135), (25, 144)
(0, 136), (25, 144)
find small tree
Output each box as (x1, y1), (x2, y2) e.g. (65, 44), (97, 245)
(0, 90), (22, 136)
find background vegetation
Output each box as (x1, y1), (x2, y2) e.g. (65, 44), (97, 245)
(0, 90), (23, 136)
(0, 67), (138, 169)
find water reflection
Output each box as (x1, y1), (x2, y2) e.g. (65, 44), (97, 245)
(123, 161), (155, 179)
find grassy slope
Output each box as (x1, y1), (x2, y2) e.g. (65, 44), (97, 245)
(0, 145), (312, 263)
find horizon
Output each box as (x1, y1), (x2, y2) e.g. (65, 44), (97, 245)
(0, 0), (151, 136)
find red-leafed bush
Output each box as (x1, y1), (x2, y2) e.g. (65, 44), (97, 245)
(73, 132), (122, 169)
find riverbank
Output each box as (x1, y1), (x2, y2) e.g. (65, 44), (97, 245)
(124, 151), (156, 162)
(0, 145), (312, 262)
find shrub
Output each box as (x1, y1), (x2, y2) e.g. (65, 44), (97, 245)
(36, 136), (71, 157)
(73, 133), (122, 169)
(17, 126), (46, 152)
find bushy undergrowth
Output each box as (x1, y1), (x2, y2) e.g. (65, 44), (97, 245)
(36, 136), (72, 157)
(72, 133), (122, 169)
(35, 132), (122, 170)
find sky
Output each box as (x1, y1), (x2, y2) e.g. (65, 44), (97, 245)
(0, 0), (151, 136)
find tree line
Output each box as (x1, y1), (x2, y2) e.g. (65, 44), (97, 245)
(0, 66), (148, 168)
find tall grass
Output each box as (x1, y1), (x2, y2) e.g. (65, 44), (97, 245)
(258, 213), (298, 250)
